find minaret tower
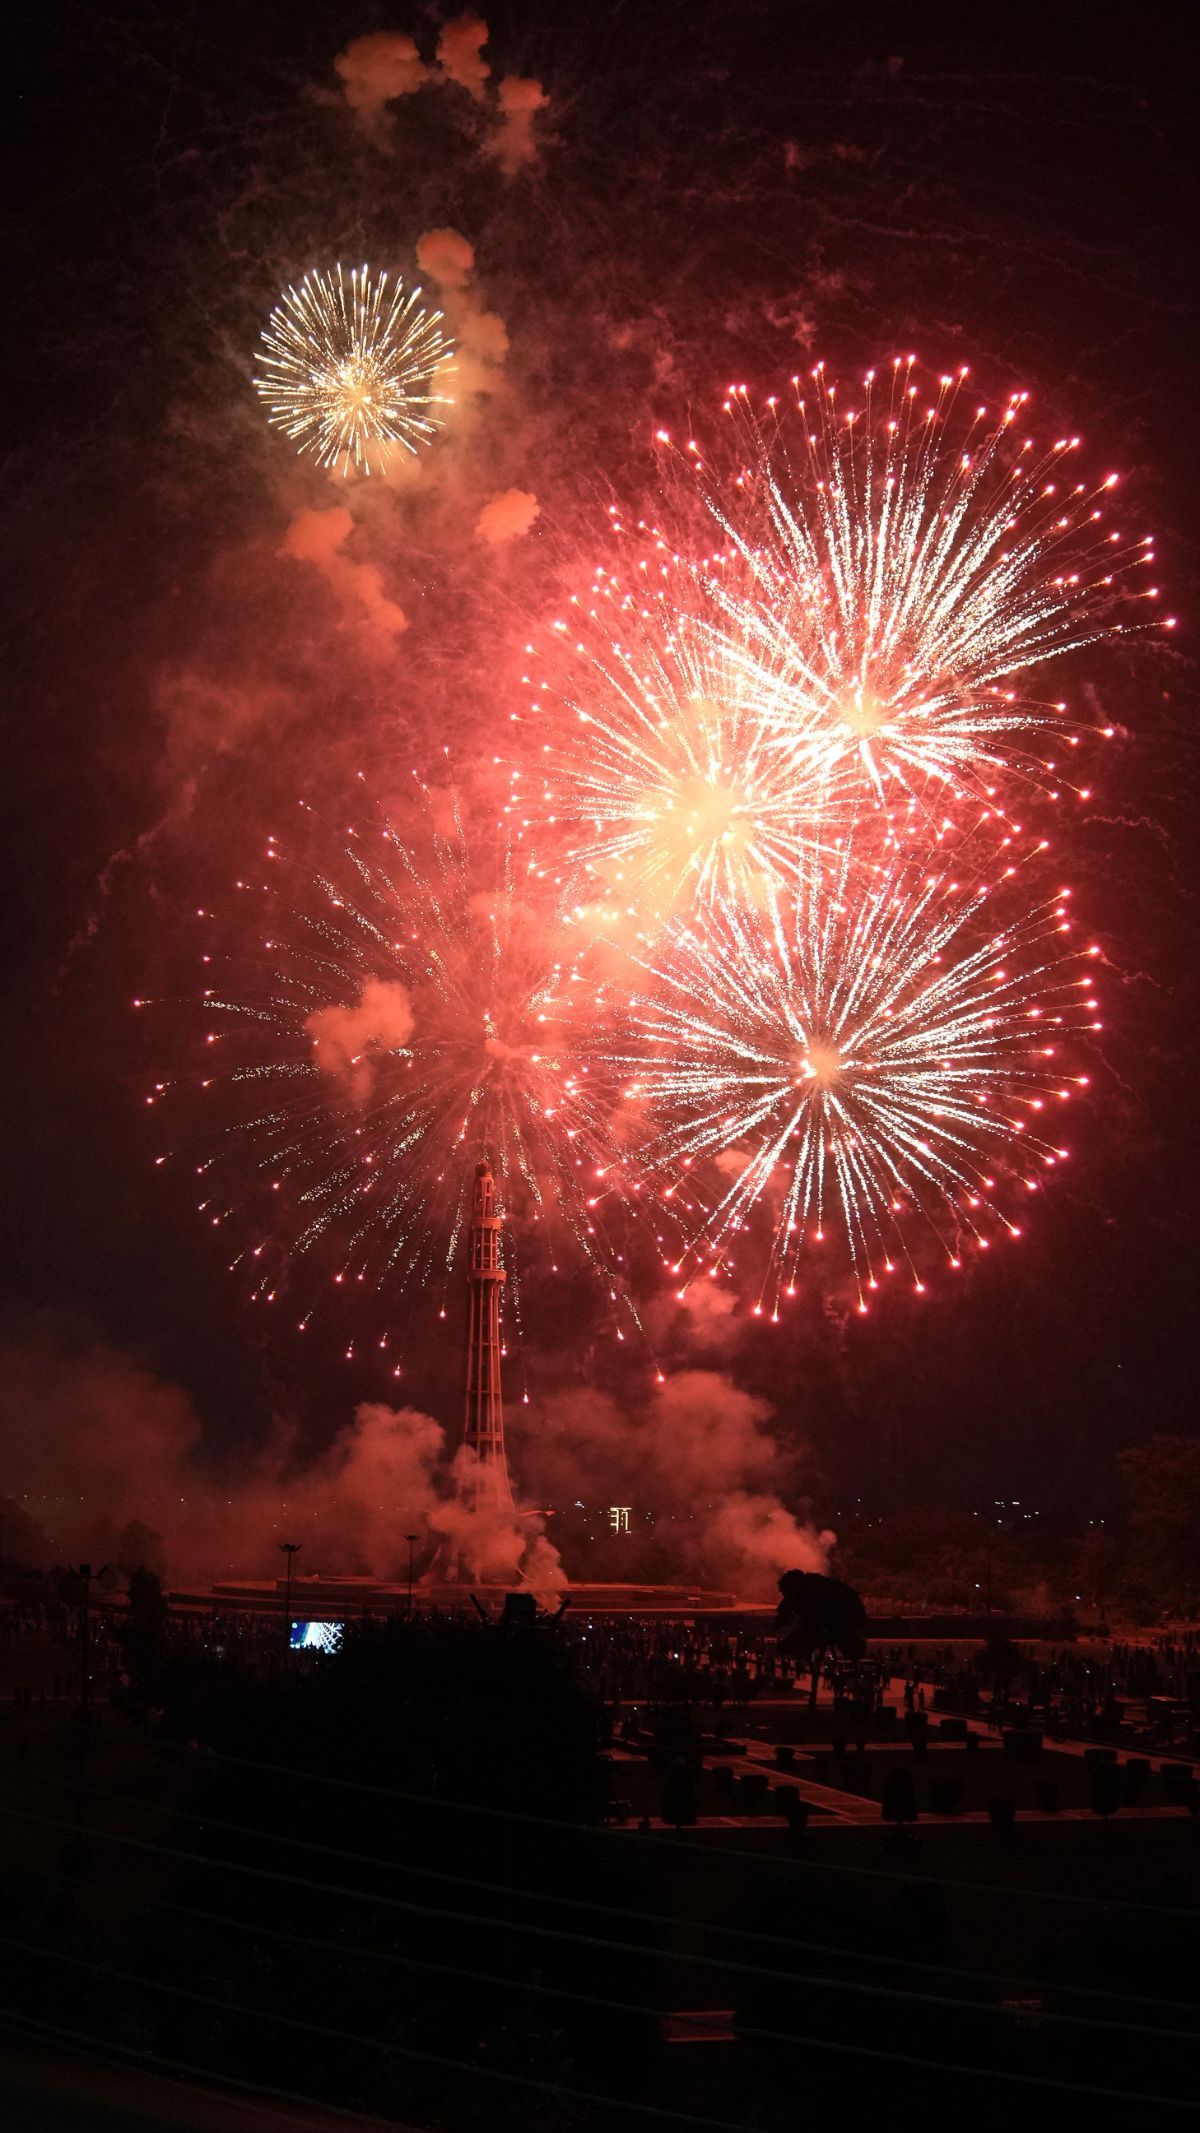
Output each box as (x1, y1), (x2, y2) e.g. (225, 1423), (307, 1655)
(461, 1157), (515, 1511)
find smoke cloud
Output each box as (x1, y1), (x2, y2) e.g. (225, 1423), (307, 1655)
(2, 1322), (203, 1523)
(306, 977), (415, 1102)
(156, 672), (300, 778)
(334, 19), (546, 177)
(0, 1318), (819, 1605)
(474, 488), (540, 546)
(513, 1368), (831, 1598)
(280, 506), (408, 645)
(334, 32), (428, 135)
(488, 76), (550, 175)
(437, 14), (491, 101)
(0, 1320), (562, 1598)
(415, 227), (509, 395)
(432, 1447), (562, 1599)
(649, 1277), (742, 1358)
(415, 226), (476, 295)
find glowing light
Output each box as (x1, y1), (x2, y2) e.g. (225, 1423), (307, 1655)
(255, 265), (455, 473)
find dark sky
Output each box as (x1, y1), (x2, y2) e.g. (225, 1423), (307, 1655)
(2, 0), (1197, 1553)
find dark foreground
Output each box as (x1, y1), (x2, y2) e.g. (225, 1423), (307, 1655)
(2, 1604), (1199, 2133)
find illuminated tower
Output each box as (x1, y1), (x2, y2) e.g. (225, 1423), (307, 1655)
(461, 1157), (515, 1512)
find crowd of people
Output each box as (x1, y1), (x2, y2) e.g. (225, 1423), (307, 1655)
(560, 1616), (1200, 1754)
(2, 1577), (1200, 1752)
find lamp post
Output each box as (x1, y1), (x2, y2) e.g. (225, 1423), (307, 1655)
(279, 1541), (301, 1644)
(405, 1533), (419, 1617)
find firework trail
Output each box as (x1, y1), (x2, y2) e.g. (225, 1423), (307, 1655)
(606, 817), (1101, 1312)
(160, 790), (651, 1364)
(255, 265), (455, 473)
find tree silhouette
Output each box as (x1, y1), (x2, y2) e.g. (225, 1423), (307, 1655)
(116, 1564), (171, 1701)
(775, 1570), (867, 1708)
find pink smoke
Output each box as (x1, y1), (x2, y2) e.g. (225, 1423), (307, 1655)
(306, 977), (415, 1102)
(647, 1276), (743, 1358)
(415, 226), (510, 395)
(488, 76), (549, 175)
(333, 20), (547, 178)
(280, 507), (408, 644)
(512, 1369), (832, 1599)
(474, 489), (540, 546)
(432, 1447), (562, 1601)
(0, 1322), (562, 1597)
(415, 226), (476, 294)
(437, 14), (491, 101)
(333, 32), (428, 136)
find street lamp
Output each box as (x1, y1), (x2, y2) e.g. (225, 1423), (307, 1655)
(405, 1534), (419, 1616)
(279, 1541), (301, 1642)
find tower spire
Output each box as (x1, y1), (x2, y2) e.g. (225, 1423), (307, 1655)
(461, 1156), (514, 1512)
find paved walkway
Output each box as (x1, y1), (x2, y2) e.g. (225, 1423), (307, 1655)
(620, 1803), (1193, 1833)
(612, 1731), (882, 1822)
(612, 1671), (1199, 1832)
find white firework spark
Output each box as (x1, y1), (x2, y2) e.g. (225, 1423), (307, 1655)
(165, 797), (648, 1363)
(254, 264), (455, 473)
(512, 552), (827, 922)
(610, 823), (1100, 1310)
(677, 361), (1163, 811)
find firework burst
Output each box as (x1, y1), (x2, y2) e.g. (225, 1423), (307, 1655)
(667, 361), (1165, 814)
(156, 350), (1162, 1349)
(511, 549), (829, 925)
(254, 265), (455, 473)
(609, 821), (1101, 1311)
(162, 794), (649, 1363)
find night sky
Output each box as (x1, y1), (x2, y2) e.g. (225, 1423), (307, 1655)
(2, 0), (1196, 1578)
